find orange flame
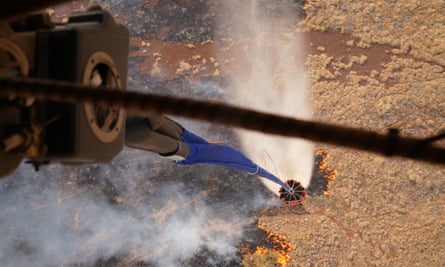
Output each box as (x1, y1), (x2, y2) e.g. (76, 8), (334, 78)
(253, 246), (268, 256)
(316, 149), (337, 194)
(268, 231), (293, 266)
(248, 226), (293, 266)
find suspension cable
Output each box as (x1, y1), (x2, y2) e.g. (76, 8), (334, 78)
(0, 77), (443, 165)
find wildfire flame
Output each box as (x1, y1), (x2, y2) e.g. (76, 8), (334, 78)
(315, 149), (337, 195)
(268, 231), (293, 266)
(248, 227), (293, 267)
(242, 149), (337, 266)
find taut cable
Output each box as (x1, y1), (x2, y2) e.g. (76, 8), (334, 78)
(0, 77), (443, 165)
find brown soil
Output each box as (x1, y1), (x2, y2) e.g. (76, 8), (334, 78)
(124, 9), (445, 264)
(260, 1), (445, 266)
(30, 1), (445, 266)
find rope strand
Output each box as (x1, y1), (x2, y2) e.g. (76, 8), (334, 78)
(0, 77), (443, 165)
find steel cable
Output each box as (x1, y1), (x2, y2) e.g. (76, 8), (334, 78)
(0, 77), (443, 165)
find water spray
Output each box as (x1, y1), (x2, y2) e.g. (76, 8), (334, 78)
(255, 168), (290, 191)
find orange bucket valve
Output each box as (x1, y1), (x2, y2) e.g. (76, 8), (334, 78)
(279, 180), (306, 206)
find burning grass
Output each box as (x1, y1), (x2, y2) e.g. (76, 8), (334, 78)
(240, 149), (338, 266)
(306, 148), (338, 196)
(240, 224), (293, 267)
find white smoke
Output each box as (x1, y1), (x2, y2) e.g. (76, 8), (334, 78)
(0, 147), (267, 266)
(218, 0), (314, 192)
(0, 2), (311, 266)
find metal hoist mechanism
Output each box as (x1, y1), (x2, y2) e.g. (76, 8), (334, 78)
(0, 7), (129, 177)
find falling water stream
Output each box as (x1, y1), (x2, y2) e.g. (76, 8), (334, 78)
(218, 0), (314, 194)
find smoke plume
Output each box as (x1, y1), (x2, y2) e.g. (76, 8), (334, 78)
(217, 0), (314, 193)
(0, 145), (274, 266)
(0, 1), (310, 266)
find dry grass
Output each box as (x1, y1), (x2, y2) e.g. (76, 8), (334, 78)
(259, 1), (445, 266)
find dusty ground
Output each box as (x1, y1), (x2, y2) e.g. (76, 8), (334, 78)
(117, 1), (445, 264)
(2, 1), (443, 266)
(259, 1), (445, 266)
